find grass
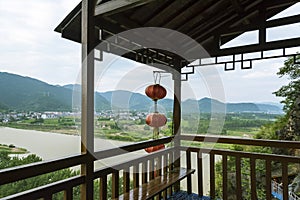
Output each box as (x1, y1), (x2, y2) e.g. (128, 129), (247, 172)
(0, 113), (278, 144)
(0, 144), (28, 154)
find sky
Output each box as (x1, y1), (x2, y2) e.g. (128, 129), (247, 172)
(0, 0), (299, 104)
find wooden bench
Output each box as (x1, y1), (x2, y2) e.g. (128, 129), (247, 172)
(115, 167), (195, 200)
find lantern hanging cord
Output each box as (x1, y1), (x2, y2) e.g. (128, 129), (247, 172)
(153, 71), (170, 84)
(153, 71), (161, 84)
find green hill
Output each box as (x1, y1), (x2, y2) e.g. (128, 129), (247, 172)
(0, 72), (71, 111)
(0, 72), (110, 111)
(0, 72), (283, 114)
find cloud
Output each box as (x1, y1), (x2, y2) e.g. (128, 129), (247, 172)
(0, 0), (298, 104)
(0, 0), (81, 85)
(214, 59), (290, 103)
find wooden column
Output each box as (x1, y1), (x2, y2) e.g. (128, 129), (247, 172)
(172, 62), (181, 192)
(81, 0), (97, 199)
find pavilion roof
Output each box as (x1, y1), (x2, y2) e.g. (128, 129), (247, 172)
(55, 0), (300, 69)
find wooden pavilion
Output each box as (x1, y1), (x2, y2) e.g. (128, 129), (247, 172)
(1, 0), (300, 199)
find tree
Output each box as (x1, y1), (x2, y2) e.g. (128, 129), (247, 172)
(272, 55), (300, 143)
(0, 152), (131, 199)
(0, 152), (78, 199)
(273, 55), (300, 112)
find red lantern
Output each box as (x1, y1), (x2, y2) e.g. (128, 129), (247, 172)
(145, 144), (165, 153)
(145, 84), (167, 101)
(146, 113), (167, 127)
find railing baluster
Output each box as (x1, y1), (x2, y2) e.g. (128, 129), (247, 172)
(236, 156), (242, 200)
(266, 160), (272, 200)
(186, 149), (192, 194)
(210, 153), (215, 199)
(163, 153), (168, 175)
(112, 171), (119, 198)
(100, 176), (107, 200)
(123, 167), (130, 194)
(197, 151), (203, 197)
(168, 151), (173, 196)
(250, 157), (257, 200)
(163, 153), (168, 199)
(222, 154), (228, 200)
(133, 164), (139, 188)
(142, 161), (148, 184)
(64, 188), (72, 200)
(171, 150), (175, 170)
(157, 155), (162, 177)
(149, 159), (154, 180)
(282, 162), (289, 200)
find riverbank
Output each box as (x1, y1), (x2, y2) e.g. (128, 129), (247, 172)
(0, 143), (27, 154)
(0, 126), (217, 195)
(0, 127), (133, 160)
(0, 123), (78, 135)
(0, 120), (152, 142)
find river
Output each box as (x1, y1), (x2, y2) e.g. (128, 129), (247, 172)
(0, 127), (219, 195)
(0, 127), (132, 160)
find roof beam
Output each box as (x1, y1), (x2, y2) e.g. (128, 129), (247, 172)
(94, 0), (154, 17)
(211, 37), (300, 57)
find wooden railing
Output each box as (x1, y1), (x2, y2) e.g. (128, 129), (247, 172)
(180, 135), (300, 200)
(0, 137), (174, 200)
(1, 135), (300, 200)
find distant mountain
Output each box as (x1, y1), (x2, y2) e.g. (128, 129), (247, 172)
(63, 84), (80, 91)
(0, 72), (71, 111)
(63, 84), (111, 111)
(227, 103), (259, 113)
(255, 103), (283, 113)
(258, 102), (284, 109)
(0, 72), (110, 111)
(0, 102), (8, 111)
(0, 72), (283, 114)
(181, 98), (283, 114)
(100, 90), (152, 111)
(99, 92), (283, 114)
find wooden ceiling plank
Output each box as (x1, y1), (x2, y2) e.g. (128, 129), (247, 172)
(190, 0), (263, 42)
(263, 0), (298, 9)
(144, 0), (193, 27)
(95, 16), (127, 38)
(129, 0), (170, 23)
(163, 0), (212, 29)
(109, 14), (141, 30)
(186, 3), (236, 39)
(94, 0), (155, 17)
(180, 1), (258, 51)
(175, 0), (228, 34)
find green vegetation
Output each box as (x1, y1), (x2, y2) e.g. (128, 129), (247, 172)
(0, 151), (131, 199)
(0, 72), (283, 113)
(0, 72), (111, 112)
(1, 117), (79, 135)
(214, 55), (300, 199)
(0, 152), (78, 199)
(95, 118), (154, 141)
(273, 55), (300, 112)
(182, 112), (279, 138)
(215, 145), (271, 199)
(1, 112), (281, 143)
(0, 144), (27, 154)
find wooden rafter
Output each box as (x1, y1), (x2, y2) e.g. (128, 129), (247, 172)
(94, 0), (155, 17)
(56, 0), (300, 67)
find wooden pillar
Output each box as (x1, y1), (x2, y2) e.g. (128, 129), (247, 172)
(173, 60), (181, 192)
(81, 0), (97, 199)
